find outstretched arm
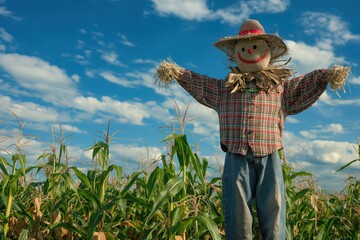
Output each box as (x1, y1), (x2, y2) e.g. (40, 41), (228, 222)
(155, 60), (222, 111)
(284, 65), (350, 115)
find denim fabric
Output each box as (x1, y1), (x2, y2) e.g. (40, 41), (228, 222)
(222, 149), (285, 240)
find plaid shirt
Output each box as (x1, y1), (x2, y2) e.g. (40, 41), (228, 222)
(177, 69), (328, 156)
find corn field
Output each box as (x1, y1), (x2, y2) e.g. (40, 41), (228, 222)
(0, 116), (359, 240)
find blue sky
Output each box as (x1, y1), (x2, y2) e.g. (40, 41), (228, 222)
(0, 0), (359, 192)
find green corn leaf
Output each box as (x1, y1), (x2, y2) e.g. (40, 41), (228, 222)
(78, 188), (101, 209)
(161, 133), (183, 142)
(177, 218), (194, 234)
(87, 209), (104, 240)
(170, 206), (186, 226)
(174, 135), (185, 167)
(291, 188), (310, 203)
(121, 172), (141, 196)
(0, 157), (9, 175)
(88, 141), (108, 159)
(103, 197), (122, 211)
(147, 166), (160, 198)
(192, 153), (204, 184)
(336, 158), (359, 172)
(112, 165), (123, 187)
(58, 144), (66, 163)
(51, 199), (64, 213)
(71, 167), (92, 189)
(196, 212), (222, 240)
(9, 174), (19, 193)
(61, 172), (78, 194)
(289, 171), (312, 181)
(145, 177), (185, 224)
(104, 232), (116, 240)
(201, 156), (208, 178)
(49, 222), (86, 237)
(124, 193), (147, 206)
(11, 154), (26, 176)
(36, 152), (51, 160)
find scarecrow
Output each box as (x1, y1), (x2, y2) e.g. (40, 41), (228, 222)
(154, 19), (350, 240)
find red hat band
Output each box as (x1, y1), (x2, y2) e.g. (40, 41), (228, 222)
(238, 29), (264, 36)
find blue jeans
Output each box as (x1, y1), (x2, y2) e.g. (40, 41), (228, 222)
(222, 149), (285, 240)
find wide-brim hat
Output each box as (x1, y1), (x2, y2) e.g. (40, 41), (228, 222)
(214, 19), (288, 62)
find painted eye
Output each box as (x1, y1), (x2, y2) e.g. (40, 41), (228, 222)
(253, 45), (257, 49)
(241, 47), (245, 52)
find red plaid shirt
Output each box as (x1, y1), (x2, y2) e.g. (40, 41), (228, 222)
(177, 69), (328, 156)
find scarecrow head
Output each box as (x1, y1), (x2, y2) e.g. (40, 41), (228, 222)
(214, 19), (288, 73)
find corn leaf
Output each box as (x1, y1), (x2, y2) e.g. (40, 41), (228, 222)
(120, 172), (141, 196)
(71, 166), (92, 189)
(196, 212), (222, 240)
(145, 177), (184, 224)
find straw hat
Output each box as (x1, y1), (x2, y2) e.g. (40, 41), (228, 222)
(214, 19), (288, 62)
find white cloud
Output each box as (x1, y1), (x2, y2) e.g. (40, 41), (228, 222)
(100, 71), (140, 88)
(151, 0), (290, 25)
(0, 95), (71, 123)
(349, 76), (360, 85)
(73, 96), (153, 125)
(286, 116), (299, 124)
(99, 51), (127, 67)
(85, 70), (96, 78)
(300, 12), (360, 47)
(118, 34), (135, 47)
(285, 40), (345, 74)
(319, 91), (360, 106)
(71, 74), (80, 82)
(53, 124), (87, 134)
(111, 143), (164, 165)
(283, 131), (358, 167)
(80, 28), (87, 35)
(0, 6), (19, 19)
(151, 0), (212, 21)
(0, 53), (79, 106)
(124, 67), (172, 96)
(0, 28), (14, 42)
(134, 58), (158, 65)
(299, 123), (344, 139)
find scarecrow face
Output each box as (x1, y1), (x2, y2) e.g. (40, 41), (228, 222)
(234, 38), (271, 73)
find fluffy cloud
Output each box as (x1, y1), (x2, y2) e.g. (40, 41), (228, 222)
(300, 12), (360, 48)
(283, 131), (358, 167)
(151, 0), (290, 25)
(0, 53), (79, 106)
(100, 71), (140, 88)
(319, 91), (360, 106)
(0, 95), (71, 123)
(299, 123), (344, 139)
(110, 143), (165, 166)
(0, 28), (13, 42)
(117, 34), (135, 47)
(52, 124), (87, 134)
(73, 96), (153, 125)
(99, 51), (127, 67)
(349, 76), (360, 85)
(0, 6), (19, 19)
(285, 40), (345, 74)
(151, 0), (212, 21)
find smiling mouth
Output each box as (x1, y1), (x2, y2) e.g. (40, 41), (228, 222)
(237, 49), (269, 64)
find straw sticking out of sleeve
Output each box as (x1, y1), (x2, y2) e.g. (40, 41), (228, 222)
(154, 59), (184, 89)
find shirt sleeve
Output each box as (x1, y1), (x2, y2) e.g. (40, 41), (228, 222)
(283, 69), (328, 115)
(176, 70), (222, 111)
